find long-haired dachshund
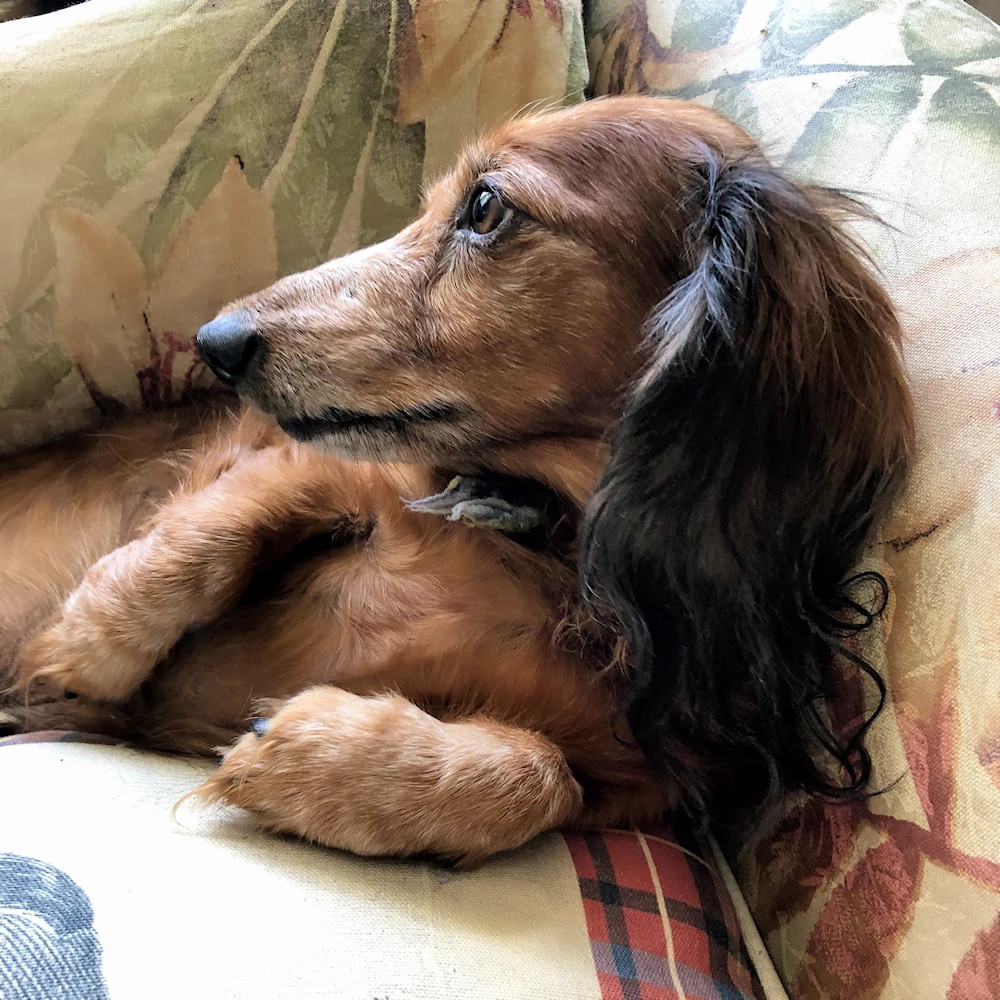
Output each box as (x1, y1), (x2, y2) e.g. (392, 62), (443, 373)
(1, 97), (912, 865)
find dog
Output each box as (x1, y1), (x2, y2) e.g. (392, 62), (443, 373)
(1, 96), (912, 865)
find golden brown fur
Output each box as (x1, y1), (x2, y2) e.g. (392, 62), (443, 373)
(1, 97), (912, 863)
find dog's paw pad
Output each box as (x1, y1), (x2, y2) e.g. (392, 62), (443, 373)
(449, 498), (542, 534)
(406, 475), (548, 534)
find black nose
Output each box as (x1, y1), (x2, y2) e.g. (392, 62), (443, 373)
(196, 312), (260, 383)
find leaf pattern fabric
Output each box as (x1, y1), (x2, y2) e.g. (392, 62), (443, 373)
(586, 2), (1000, 998)
(0, 0), (586, 453)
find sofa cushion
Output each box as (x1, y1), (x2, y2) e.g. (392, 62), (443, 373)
(0, 738), (774, 1000)
(586, 1), (1000, 998)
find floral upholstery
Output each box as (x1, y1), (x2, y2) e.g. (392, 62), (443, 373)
(586, 2), (1000, 997)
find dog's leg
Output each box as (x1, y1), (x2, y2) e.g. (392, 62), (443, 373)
(19, 449), (363, 703)
(191, 686), (584, 865)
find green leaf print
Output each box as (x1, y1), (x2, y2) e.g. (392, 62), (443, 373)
(925, 75), (1000, 149)
(11, 212), (56, 325)
(759, 0), (865, 71)
(359, 90), (425, 249)
(783, 70), (922, 186)
(711, 79), (762, 143)
(566, 2), (590, 102)
(142, 0), (333, 271)
(0, 290), (70, 410)
(49, 0), (290, 232)
(270, 0), (394, 271)
(671, 0), (748, 52)
(582, 0), (630, 47)
(901, 0), (1000, 71)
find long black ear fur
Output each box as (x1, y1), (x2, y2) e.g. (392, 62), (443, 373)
(581, 147), (912, 818)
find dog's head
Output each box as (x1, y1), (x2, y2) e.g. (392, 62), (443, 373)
(199, 96), (913, 815)
(197, 99), (753, 477)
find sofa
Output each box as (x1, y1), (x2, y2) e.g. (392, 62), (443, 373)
(1, 1), (998, 998)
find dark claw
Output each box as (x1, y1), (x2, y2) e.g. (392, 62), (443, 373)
(250, 717), (269, 737)
(0, 711), (20, 738)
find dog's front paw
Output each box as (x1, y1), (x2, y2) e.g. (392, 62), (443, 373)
(20, 616), (154, 703)
(190, 704), (306, 823)
(187, 689), (379, 851)
(406, 475), (546, 534)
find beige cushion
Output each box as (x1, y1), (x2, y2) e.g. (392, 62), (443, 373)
(0, 739), (778, 999)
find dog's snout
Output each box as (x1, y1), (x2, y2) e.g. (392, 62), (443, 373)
(196, 312), (261, 384)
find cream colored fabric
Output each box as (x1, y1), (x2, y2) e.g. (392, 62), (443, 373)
(0, 742), (603, 1000)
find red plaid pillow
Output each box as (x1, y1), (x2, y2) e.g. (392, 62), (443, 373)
(566, 827), (766, 1000)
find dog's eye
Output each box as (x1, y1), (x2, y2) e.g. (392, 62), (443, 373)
(467, 187), (509, 236)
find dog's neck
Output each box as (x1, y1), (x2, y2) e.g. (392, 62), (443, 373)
(490, 437), (609, 510)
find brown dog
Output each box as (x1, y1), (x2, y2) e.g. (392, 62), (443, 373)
(1, 97), (912, 864)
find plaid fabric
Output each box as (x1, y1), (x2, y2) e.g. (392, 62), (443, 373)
(565, 828), (765, 1000)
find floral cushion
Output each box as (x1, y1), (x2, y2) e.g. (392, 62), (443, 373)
(0, 738), (774, 1000)
(586, 1), (1000, 998)
(0, 0), (587, 453)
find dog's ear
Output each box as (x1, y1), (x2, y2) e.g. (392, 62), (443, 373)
(581, 146), (912, 816)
